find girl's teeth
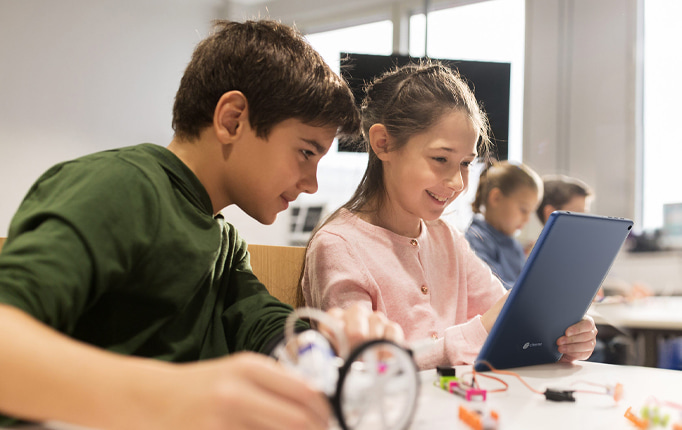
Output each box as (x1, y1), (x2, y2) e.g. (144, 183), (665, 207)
(428, 191), (447, 202)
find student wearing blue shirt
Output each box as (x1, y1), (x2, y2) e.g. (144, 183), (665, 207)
(465, 161), (543, 289)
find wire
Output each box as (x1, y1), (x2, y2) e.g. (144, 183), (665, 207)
(472, 360), (623, 402)
(472, 360), (543, 394)
(645, 396), (682, 410)
(284, 307), (350, 360)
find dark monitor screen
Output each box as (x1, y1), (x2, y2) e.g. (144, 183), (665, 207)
(339, 53), (511, 160)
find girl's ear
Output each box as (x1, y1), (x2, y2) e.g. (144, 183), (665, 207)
(368, 124), (391, 161)
(214, 91), (248, 143)
(487, 187), (504, 208)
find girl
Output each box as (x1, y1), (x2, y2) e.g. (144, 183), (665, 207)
(465, 161), (543, 289)
(301, 62), (597, 369)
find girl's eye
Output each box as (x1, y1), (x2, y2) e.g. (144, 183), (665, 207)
(433, 157), (447, 163)
(461, 161), (472, 168)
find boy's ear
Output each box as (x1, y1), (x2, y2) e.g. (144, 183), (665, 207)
(368, 124), (391, 160)
(214, 91), (248, 143)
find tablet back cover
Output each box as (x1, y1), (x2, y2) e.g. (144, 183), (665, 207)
(474, 212), (633, 371)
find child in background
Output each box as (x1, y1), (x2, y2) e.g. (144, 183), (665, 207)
(301, 61), (597, 370)
(465, 161), (543, 289)
(0, 20), (402, 430)
(536, 174), (592, 224)
(536, 175), (647, 363)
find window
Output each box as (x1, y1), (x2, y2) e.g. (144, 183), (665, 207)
(305, 20), (393, 74)
(294, 21), (393, 227)
(300, 2), (524, 233)
(642, 0), (682, 230)
(409, 0), (525, 231)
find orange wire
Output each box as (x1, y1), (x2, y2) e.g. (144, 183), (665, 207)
(473, 360), (545, 395)
(474, 361), (624, 402)
(467, 371), (509, 393)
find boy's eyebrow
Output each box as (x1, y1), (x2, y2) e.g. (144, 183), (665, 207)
(302, 139), (329, 155)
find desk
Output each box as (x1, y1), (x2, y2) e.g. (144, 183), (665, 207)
(589, 296), (682, 367)
(412, 361), (682, 430)
(7, 362), (682, 430)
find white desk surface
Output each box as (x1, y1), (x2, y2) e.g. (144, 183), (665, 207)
(7, 362), (682, 430)
(589, 296), (682, 330)
(411, 361), (682, 430)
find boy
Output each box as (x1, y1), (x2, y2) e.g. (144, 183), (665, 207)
(0, 20), (402, 430)
(536, 174), (592, 224)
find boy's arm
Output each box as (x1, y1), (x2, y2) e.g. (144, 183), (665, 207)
(220, 229), (308, 354)
(0, 304), (331, 430)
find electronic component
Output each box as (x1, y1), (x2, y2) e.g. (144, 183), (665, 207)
(437, 365), (457, 377)
(624, 406), (649, 429)
(282, 308), (420, 430)
(544, 389), (576, 402)
(437, 366), (459, 391)
(458, 405), (499, 430)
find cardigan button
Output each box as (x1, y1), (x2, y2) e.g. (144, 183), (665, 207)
(410, 239), (419, 247)
(421, 285), (429, 294)
(431, 332), (439, 340)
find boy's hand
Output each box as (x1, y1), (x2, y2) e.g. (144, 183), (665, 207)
(556, 315), (598, 362)
(156, 353), (330, 430)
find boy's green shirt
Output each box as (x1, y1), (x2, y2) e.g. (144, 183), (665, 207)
(0, 144), (299, 424)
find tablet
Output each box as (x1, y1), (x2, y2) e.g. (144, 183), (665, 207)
(473, 211), (633, 372)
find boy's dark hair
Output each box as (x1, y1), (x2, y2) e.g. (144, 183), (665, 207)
(172, 20), (359, 141)
(471, 160), (543, 214)
(536, 175), (592, 223)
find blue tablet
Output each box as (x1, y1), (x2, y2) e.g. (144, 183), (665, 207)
(473, 211), (633, 371)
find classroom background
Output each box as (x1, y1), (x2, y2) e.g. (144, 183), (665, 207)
(1, 0), (681, 298)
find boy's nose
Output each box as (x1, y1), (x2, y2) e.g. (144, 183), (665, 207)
(299, 167), (319, 194)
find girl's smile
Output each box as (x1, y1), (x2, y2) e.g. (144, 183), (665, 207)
(374, 110), (478, 237)
(426, 190), (452, 204)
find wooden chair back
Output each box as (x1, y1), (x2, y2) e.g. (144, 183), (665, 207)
(248, 244), (306, 308)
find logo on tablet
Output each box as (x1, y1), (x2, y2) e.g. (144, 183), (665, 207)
(522, 342), (543, 350)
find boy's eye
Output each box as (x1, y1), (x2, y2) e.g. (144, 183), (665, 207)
(461, 161), (472, 168)
(432, 157), (447, 163)
(301, 150), (315, 160)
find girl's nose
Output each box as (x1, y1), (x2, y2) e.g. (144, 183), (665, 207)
(446, 169), (465, 192)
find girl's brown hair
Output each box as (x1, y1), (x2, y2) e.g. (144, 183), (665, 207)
(332, 60), (491, 219)
(471, 160), (543, 214)
(295, 61), (492, 307)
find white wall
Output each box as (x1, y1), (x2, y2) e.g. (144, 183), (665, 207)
(521, 0), (639, 241)
(0, 0), (347, 246)
(0, 0), (222, 235)
(0, 0), (643, 247)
